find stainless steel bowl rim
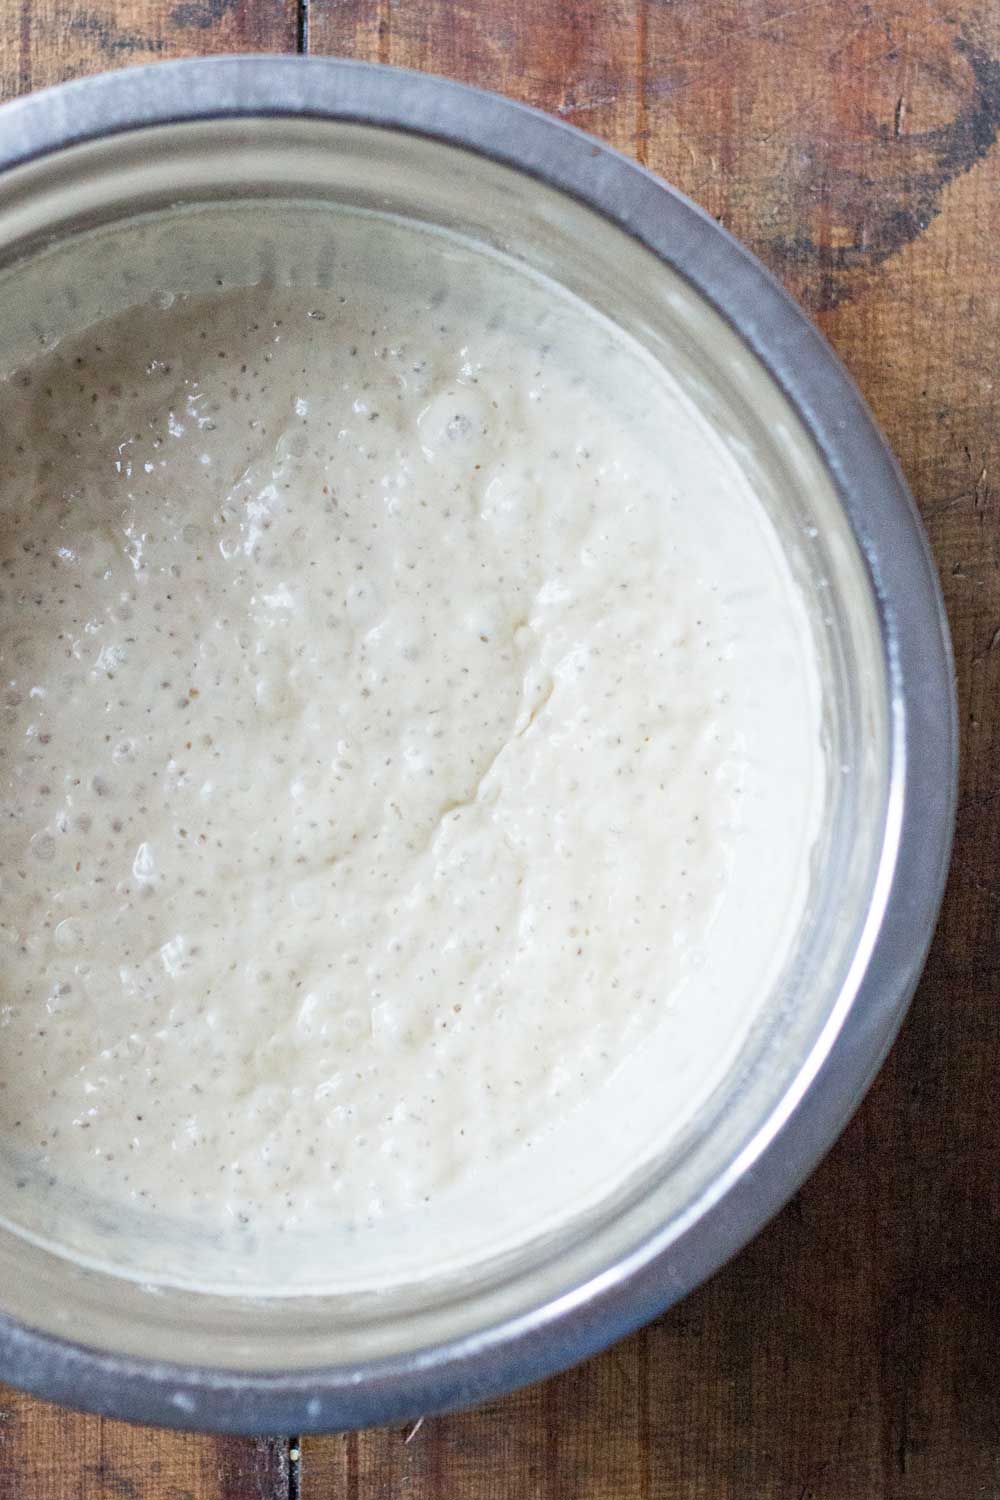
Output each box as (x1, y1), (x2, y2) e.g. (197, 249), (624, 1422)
(0, 55), (956, 1433)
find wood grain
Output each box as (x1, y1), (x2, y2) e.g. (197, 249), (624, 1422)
(0, 1389), (289, 1499)
(0, 0), (297, 97)
(1, 0), (999, 1495)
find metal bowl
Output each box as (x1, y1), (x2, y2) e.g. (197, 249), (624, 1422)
(0, 56), (955, 1431)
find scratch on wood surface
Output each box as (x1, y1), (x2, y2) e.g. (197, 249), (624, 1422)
(922, 489), (973, 518)
(974, 466), (989, 511)
(969, 624), (1000, 665)
(895, 93), (907, 136)
(556, 92), (619, 116)
(640, 14), (884, 118)
(949, 858), (1000, 903)
(653, 0), (825, 68)
(754, 38), (901, 148)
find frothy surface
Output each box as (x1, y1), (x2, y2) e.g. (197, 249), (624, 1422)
(0, 213), (822, 1288)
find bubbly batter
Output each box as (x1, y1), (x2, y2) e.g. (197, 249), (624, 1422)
(0, 212), (823, 1288)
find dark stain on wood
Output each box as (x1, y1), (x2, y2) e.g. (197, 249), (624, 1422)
(169, 0), (238, 31)
(66, 11), (167, 54)
(769, 29), (1000, 308)
(84, 1462), (142, 1499)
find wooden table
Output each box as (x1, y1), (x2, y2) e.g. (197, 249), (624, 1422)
(1, 2), (998, 1495)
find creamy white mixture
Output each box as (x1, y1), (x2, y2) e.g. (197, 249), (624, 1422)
(0, 213), (823, 1289)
